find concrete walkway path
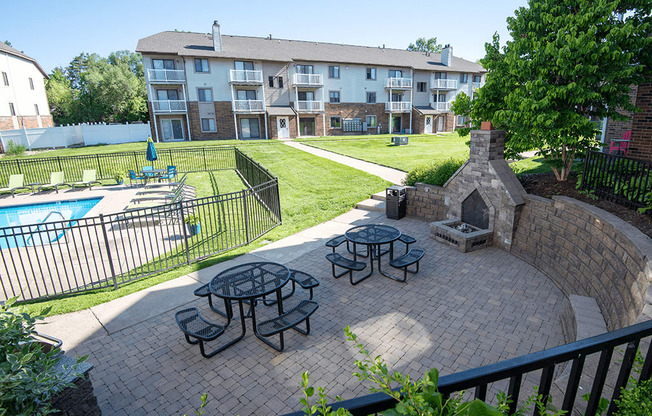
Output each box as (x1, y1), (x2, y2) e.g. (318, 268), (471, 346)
(283, 140), (407, 185)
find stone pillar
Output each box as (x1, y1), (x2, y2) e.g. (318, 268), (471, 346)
(468, 129), (505, 164)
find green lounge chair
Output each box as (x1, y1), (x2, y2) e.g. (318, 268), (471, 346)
(72, 170), (102, 190)
(37, 172), (72, 193)
(0, 174), (28, 197)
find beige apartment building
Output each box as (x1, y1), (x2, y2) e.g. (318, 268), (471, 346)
(136, 22), (485, 141)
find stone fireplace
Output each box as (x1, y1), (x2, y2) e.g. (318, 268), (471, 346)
(431, 128), (526, 252)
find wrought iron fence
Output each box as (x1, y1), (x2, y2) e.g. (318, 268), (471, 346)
(0, 147), (281, 302)
(581, 150), (652, 209)
(283, 319), (652, 416)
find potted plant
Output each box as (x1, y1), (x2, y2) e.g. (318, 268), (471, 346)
(185, 214), (201, 236)
(114, 171), (125, 185)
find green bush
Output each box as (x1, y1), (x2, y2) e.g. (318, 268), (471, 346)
(614, 379), (652, 416)
(5, 140), (27, 157)
(403, 158), (465, 187)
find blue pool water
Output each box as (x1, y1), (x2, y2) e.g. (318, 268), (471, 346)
(0, 197), (102, 248)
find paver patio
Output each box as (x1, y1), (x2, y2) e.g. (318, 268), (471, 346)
(37, 207), (571, 415)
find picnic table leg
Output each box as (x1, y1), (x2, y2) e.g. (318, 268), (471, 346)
(254, 289), (286, 351)
(350, 243), (373, 285)
(209, 299), (247, 354)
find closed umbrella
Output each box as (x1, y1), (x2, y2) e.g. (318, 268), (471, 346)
(146, 137), (158, 167)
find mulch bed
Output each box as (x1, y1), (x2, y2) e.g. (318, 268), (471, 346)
(519, 172), (652, 239)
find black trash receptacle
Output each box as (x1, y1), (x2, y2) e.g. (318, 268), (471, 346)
(386, 185), (407, 220)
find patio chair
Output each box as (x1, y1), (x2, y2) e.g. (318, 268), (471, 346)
(608, 130), (632, 156)
(0, 174), (28, 197)
(128, 170), (147, 187)
(37, 172), (71, 193)
(175, 307), (226, 358)
(159, 165), (177, 182)
(72, 170), (102, 190)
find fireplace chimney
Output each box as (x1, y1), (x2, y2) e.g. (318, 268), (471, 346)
(441, 44), (453, 66)
(212, 21), (223, 52)
(468, 129), (505, 165)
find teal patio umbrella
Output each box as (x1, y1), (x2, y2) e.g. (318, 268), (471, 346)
(146, 137), (158, 167)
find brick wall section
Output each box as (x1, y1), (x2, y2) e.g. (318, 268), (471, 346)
(323, 103), (386, 135)
(405, 183), (446, 220)
(188, 101), (236, 140)
(511, 194), (652, 330)
(0, 117), (14, 130)
(412, 109), (425, 134)
(604, 85), (638, 147)
(629, 82), (652, 160)
(444, 113), (455, 132)
(0, 115), (53, 130)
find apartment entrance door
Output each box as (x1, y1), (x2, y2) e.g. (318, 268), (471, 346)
(392, 116), (402, 133)
(437, 116), (444, 132)
(300, 118), (315, 136)
(277, 117), (290, 138)
(424, 116), (433, 134)
(160, 119), (184, 141)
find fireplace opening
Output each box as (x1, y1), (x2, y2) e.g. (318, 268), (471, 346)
(462, 189), (490, 230)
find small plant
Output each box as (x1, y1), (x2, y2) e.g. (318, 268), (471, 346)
(184, 393), (209, 416)
(184, 214), (200, 225)
(113, 171), (125, 183)
(5, 140), (27, 157)
(403, 158), (465, 187)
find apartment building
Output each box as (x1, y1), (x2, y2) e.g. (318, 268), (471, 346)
(0, 43), (53, 131)
(136, 22), (485, 141)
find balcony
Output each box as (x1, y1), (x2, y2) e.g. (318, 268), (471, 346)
(229, 70), (263, 84)
(147, 69), (185, 84)
(152, 100), (187, 113)
(232, 100), (265, 113)
(385, 102), (412, 113)
(433, 102), (453, 112)
(295, 100), (324, 112)
(385, 78), (413, 89)
(292, 73), (323, 87)
(431, 79), (458, 90)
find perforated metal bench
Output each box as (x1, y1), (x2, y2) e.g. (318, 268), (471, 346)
(326, 234), (369, 257)
(175, 307), (226, 358)
(389, 249), (425, 282)
(194, 283), (254, 320)
(262, 269), (320, 306)
(398, 234), (417, 255)
(256, 300), (319, 351)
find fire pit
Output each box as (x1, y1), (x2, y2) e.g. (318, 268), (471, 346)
(431, 219), (493, 252)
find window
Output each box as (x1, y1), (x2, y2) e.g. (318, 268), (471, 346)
(240, 118), (261, 138)
(460, 74), (468, 83)
(434, 72), (448, 80)
(34, 104), (39, 115)
(201, 118), (216, 132)
(278, 77), (283, 88)
(329, 91), (340, 103)
(157, 89), (179, 100)
(457, 115), (467, 126)
(29, 77), (34, 90)
(234, 61), (254, 70)
(9, 103), (15, 116)
(153, 59), (175, 70)
(438, 93), (447, 102)
(391, 93), (403, 102)
(389, 69), (403, 78)
(366, 92), (376, 104)
(2, 72), (8, 86)
(197, 88), (212, 102)
(366, 68), (376, 80)
(329, 66), (339, 79)
(298, 91), (314, 101)
(237, 90), (256, 100)
(473, 75), (482, 83)
(296, 65), (313, 74)
(366, 115), (377, 128)
(194, 58), (209, 73)
(330, 116), (341, 128)
(269, 76), (274, 88)
(417, 82), (427, 92)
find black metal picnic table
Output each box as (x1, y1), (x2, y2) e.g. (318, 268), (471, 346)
(345, 224), (402, 282)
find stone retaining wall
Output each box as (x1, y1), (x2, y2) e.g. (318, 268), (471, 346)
(405, 183), (446, 221)
(511, 194), (652, 330)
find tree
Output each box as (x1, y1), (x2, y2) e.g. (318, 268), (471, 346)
(3, 40), (12, 47)
(452, 0), (652, 181)
(407, 37), (443, 53)
(45, 68), (75, 125)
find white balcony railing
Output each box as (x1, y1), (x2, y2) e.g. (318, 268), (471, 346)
(385, 102), (412, 112)
(229, 70), (263, 84)
(433, 102), (453, 112)
(293, 73), (323, 86)
(147, 69), (185, 83)
(385, 78), (413, 89)
(152, 100), (187, 113)
(296, 100), (324, 112)
(232, 100), (264, 112)
(431, 79), (458, 90)
(472, 81), (484, 89)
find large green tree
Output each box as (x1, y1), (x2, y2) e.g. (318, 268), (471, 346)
(452, 0), (651, 181)
(407, 37), (443, 53)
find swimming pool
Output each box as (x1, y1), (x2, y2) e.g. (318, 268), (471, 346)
(0, 197), (102, 248)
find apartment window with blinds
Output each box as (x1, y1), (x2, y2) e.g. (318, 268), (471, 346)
(296, 65), (313, 74)
(366, 68), (376, 80)
(329, 91), (340, 103)
(234, 61), (254, 70)
(435, 72), (447, 80)
(473, 75), (482, 83)
(2, 72), (8, 86)
(269, 76), (274, 88)
(201, 118), (217, 132)
(197, 88), (213, 102)
(330, 116), (341, 128)
(329, 66), (339, 79)
(278, 77), (283, 88)
(366, 115), (377, 128)
(460, 74), (468, 83)
(34, 104), (39, 115)
(417, 82), (427, 92)
(194, 59), (209, 73)
(457, 115), (467, 126)
(29, 77), (34, 90)
(9, 103), (15, 116)
(366, 92), (376, 104)
(153, 59), (175, 69)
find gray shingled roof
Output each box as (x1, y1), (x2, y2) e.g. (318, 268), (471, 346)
(136, 31), (485, 73)
(0, 43), (49, 78)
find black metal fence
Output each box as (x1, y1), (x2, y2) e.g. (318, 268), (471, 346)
(581, 150), (652, 209)
(0, 147), (281, 302)
(284, 319), (652, 416)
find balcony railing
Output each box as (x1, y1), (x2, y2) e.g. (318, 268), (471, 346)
(292, 73), (323, 86)
(433, 102), (452, 112)
(232, 100), (264, 112)
(385, 102), (412, 112)
(385, 78), (413, 89)
(431, 79), (458, 90)
(229, 70), (263, 84)
(296, 100), (324, 112)
(147, 69), (185, 83)
(152, 100), (187, 113)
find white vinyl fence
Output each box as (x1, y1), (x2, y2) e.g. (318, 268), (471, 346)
(0, 122), (151, 151)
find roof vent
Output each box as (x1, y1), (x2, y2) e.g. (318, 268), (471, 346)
(268, 34), (272, 40)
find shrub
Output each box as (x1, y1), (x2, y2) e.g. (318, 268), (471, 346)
(4, 140), (27, 157)
(403, 158), (465, 187)
(614, 379), (652, 416)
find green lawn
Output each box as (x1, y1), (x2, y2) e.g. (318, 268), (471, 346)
(297, 133), (469, 172)
(185, 170), (247, 197)
(20, 142), (390, 316)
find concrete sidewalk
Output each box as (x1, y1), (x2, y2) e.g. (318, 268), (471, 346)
(283, 141), (407, 185)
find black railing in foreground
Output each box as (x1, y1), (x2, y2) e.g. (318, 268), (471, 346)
(0, 148), (281, 303)
(581, 150), (652, 209)
(284, 319), (652, 416)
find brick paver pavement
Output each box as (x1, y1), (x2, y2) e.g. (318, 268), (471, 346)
(66, 216), (569, 415)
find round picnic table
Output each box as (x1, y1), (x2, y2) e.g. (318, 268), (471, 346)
(345, 224), (402, 282)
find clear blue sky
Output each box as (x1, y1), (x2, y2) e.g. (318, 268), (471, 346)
(2, 0), (528, 73)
